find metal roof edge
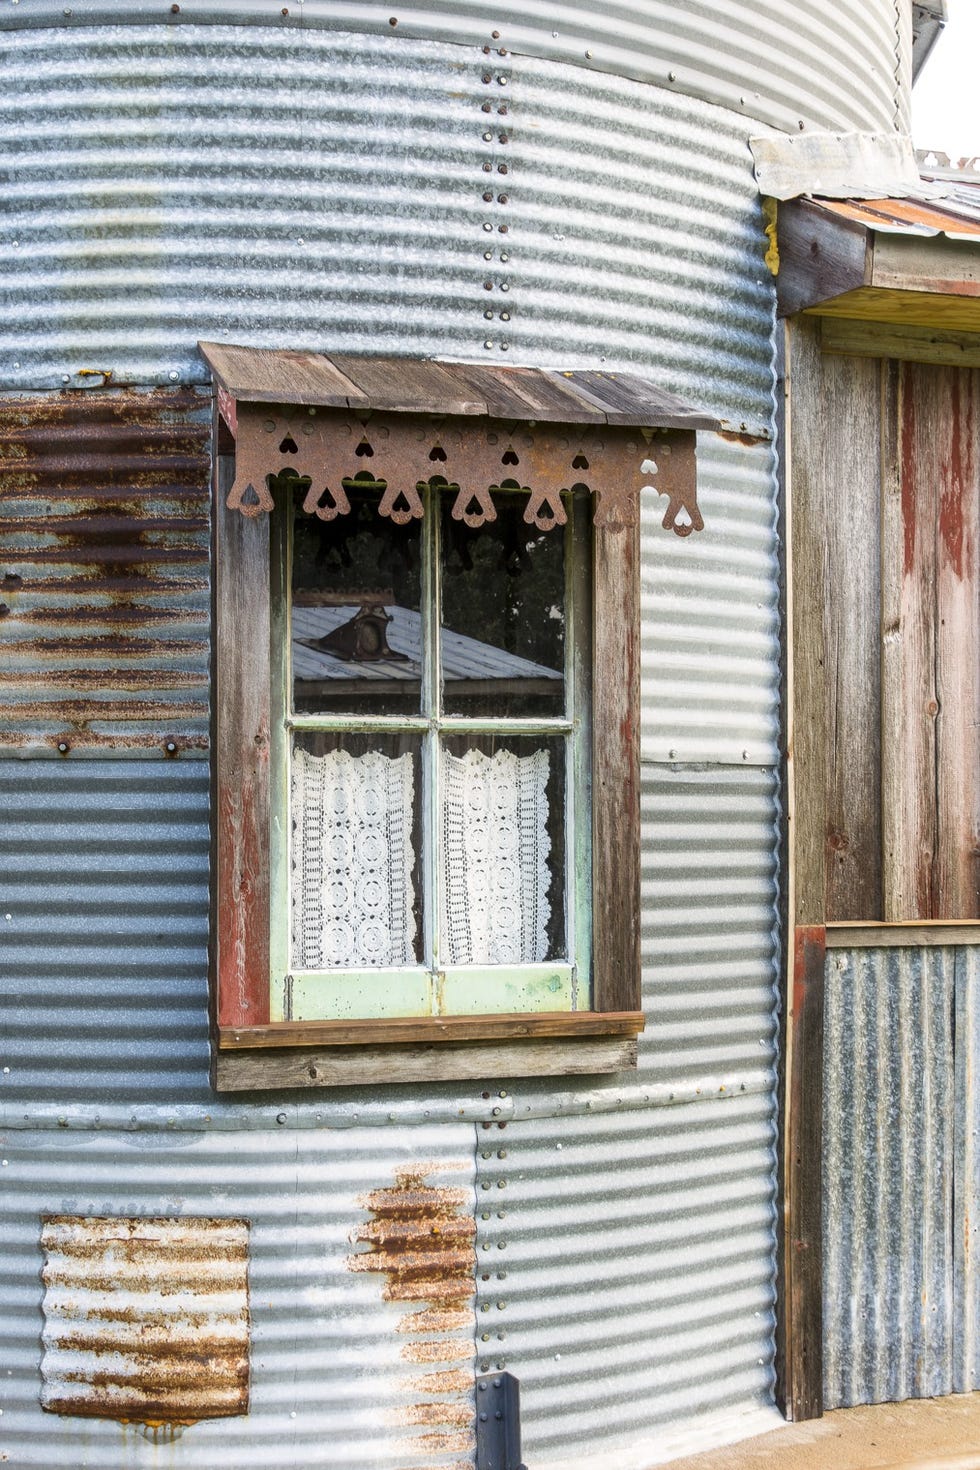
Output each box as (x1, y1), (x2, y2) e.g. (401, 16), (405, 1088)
(751, 129), (949, 202)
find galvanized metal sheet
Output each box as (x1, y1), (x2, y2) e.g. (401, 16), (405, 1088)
(1, 28), (774, 436)
(637, 764), (779, 1089)
(0, 2), (906, 138)
(0, 389), (211, 756)
(641, 435), (780, 767)
(473, 1091), (778, 1465)
(823, 944), (957, 1408)
(40, 1215), (250, 1424)
(0, 1125), (477, 1467)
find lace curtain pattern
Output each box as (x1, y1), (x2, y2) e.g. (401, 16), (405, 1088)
(291, 745), (551, 970)
(441, 748), (551, 966)
(291, 747), (416, 970)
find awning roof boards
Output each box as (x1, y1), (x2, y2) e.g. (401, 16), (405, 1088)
(198, 342), (720, 431)
(773, 180), (980, 329)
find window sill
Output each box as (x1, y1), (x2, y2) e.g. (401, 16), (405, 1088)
(213, 1011), (644, 1092)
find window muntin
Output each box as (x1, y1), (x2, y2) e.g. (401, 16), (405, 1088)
(271, 481), (591, 1024)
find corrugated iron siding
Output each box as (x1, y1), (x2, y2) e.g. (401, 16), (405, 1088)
(822, 943), (972, 1409)
(40, 1214), (251, 1424)
(641, 435), (780, 767)
(474, 1092), (777, 1464)
(0, 389), (211, 755)
(0, 0), (907, 137)
(0, 760), (213, 1105)
(0, 28), (775, 434)
(0, 1126), (477, 1469)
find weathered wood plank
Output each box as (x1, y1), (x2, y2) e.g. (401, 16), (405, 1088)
(786, 318), (828, 927)
(821, 317), (980, 370)
(882, 362), (940, 919)
(871, 234), (980, 297)
(198, 342), (368, 408)
(564, 370), (720, 429)
(447, 364), (608, 423)
(821, 352), (882, 920)
(215, 1037), (638, 1091)
(826, 921), (980, 948)
(782, 923), (826, 1421)
(809, 287), (980, 333)
(931, 365), (980, 917)
(327, 355), (487, 416)
(220, 1010), (645, 1049)
(774, 198), (869, 318)
(591, 516), (640, 1014)
(211, 432), (272, 1029)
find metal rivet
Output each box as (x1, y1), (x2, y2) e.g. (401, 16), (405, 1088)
(484, 340), (494, 349)
(483, 223), (493, 232)
(483, 280), (494, 290)
(61, 375), (71, 384)
(388, 15), (397, 24)
(482, 73), (492, 83)
(484, 310), (493, 320)
(482, 44), (491, 53)
(668, 70), (676, 81)
(500, 312), (510, 321)
(168, 370), (180, 381)
(498, 193), (508, 204)
(491, 28), (499, 37)
(500, 282), (510, 291)
(500, 252), (510, 262)
(499, 133), (508, 143)
(483, 131), (493, 142)
(57, 742), (69, 754)
(500, 343), (509, 351)
(165, 741), (177, 753)
(498, 224), (508, 233)
(585, 48), (591, 57)
(482, 103), (492, 113)
(498, 164), (508, 174)
(497, 75), (507, 85)
(276, 1112), (287, 1124)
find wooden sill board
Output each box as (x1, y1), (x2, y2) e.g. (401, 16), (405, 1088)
(826, 922), (980, 949)
(214, 1034), (638, 1091)
(218, 1010), (645, 1050)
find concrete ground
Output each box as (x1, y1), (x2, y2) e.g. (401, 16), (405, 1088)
(662, 1395), (980, 1470)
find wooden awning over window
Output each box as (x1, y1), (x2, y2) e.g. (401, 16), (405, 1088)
(198, 343), (720, 538)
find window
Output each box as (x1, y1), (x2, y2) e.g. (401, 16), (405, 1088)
(201, 345), (713, 1090)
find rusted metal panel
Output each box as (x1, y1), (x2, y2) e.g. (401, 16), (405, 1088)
(40, 1215), (250, 1424)
(0, 388), (211, 756)
(223, 400), (702, 537)
(1, 1125), (477, 1468)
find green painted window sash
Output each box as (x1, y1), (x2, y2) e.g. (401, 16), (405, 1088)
(269, 483), (591, 1023)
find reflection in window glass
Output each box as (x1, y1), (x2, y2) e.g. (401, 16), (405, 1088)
(291, 483), (422, 717)
(440, 489), (566, 718)
(290, 731), (423, 969)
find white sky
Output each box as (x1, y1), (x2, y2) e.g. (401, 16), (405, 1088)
(912, 0), (980, 157)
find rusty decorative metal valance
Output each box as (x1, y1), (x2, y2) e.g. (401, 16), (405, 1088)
(198, 344), (720, 537)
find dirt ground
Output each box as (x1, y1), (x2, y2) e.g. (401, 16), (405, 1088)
(662, 1395), (980, 1470)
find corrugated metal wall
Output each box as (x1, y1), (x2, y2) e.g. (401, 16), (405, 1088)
(0, 14), (787, 1467)
(0, 1126), (477, 1468)
(0, 390), (211, 756)
(0, 0), (907, 138)
(823, 944), (980, 1409)
(3, 26), (766, 434)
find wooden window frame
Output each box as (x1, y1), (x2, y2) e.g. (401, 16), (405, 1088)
(209, 409), (644, 1091)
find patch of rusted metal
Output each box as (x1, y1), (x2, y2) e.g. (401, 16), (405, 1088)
(349, 1166), (477, 1462)
(227, 401), (702, 537)
(0, 389), (211, 756)
(40, 1215), (250, 1426)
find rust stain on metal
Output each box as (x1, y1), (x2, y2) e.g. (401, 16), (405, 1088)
(349, 1166), (476, 1461)
(227, 401), (702, 537)
(40, 1215), (250, 1427)
(0, 390), (211, 753)
(349, 1168), (475, 1305)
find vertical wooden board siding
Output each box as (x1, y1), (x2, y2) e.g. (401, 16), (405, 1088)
(212, 450), (272, 1029)
(591, 519), (640, 1014)
(931, 367), (980, 918)
(821, 352), (883, 921)
(883, 365), (940, 919)
(787, 319), (828, 927)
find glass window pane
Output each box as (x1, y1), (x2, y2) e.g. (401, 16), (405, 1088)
(291, 482), (423, 717)
(440, 488), (565, 718)
(438, 733), (566, 965)
(290, 731), (424, 969)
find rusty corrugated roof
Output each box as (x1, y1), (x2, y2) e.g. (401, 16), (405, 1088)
(811, 177), (980, 241)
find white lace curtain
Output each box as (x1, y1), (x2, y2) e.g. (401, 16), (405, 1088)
(291, 746), (550, 970)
